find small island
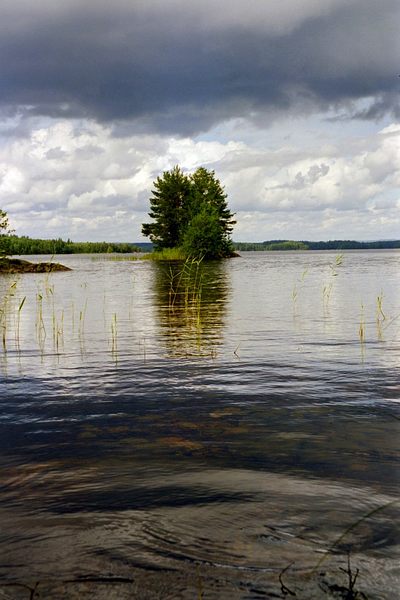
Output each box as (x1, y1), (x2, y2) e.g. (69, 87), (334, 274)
(0, 257), (71, 274)
(1, 209), (71, 274)
(141, 166), (236, 259)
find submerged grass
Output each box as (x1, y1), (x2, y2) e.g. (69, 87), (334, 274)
(313, 499), (399, 574)
(92, 255), (140, 261)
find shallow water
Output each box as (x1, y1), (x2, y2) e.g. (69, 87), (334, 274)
(0, 251), (399, 598)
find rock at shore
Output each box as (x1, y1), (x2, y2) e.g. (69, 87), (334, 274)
(0, 258), (71, 274)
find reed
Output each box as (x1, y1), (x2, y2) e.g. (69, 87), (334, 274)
(79, 298), (88, 337)
(58, 310), (64, 352)
(52, 308), (64, 353)
(292, 284), (298, 311)
(35, 292), (46, 354)
(15, 295), (26, 350)
(322, 282), (333, 308)
(110, 312), (118, 357)
(0, 282), (17, 351)
(375, 293), (385, 340)
(0, 308), (6, 352)
(291, 267), (308, 314)
(358, 303), (365, 344)
(322, 254), (344, 309)
(167, 256), (204, 309)
(71, 300), (75, 333)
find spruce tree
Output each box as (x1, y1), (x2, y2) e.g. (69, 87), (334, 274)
(141, 166), (191, 249)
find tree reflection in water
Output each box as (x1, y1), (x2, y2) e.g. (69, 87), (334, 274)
(152, 258), (230, 358)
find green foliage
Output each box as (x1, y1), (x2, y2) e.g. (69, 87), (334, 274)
(234, 240), (309, 251)
(234, 239), (400, 251)
(142, 165), (235, 259)
(265, 241), (308, 251)
(1, 235), (141, 255)
(142, 166), (191, 250)
(0, 209), (13, 257)
(182, 205), (233, 259)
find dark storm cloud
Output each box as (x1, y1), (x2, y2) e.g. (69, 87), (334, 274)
(1, 0), (399, 134)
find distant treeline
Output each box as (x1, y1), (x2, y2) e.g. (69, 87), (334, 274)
(1, 235), (142, 255)
(234, 239), (400, 251)
(2, 235), (399, 256)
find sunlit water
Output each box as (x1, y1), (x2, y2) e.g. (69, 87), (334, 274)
(0, 251), (399, 598)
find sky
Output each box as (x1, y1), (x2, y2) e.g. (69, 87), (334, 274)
(0, 0), (399, 242)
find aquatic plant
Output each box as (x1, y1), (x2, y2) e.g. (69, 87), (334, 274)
(0, 281), (18, 351)
(322, 253), (344, 309)
(292, 267), (308, 313)
(35, 292), (46, 354)
(79, 298), (88, 337)
(358, 303), (366, 344)
(375, 292), (386, 340)
(110, 312), (118, 359)
(15, 295), (26, 350)
(322, 282), (333, 308)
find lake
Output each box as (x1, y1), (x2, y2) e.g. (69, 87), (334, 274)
(0, 250), (399, 599)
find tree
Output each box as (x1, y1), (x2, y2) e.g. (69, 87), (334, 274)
(0, 209), (13, 257)
(141, 166), (191, 249)
(141, 166), (236, 258)
(182, 204), (228, 259)
(188, 167), (235, 239)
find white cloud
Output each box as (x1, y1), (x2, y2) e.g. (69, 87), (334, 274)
(0, 114), (399, 242)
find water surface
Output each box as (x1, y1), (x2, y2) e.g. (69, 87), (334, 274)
(0, 251), (399, 598)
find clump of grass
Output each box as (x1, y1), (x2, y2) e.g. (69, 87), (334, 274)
(142, 247), (187, 261)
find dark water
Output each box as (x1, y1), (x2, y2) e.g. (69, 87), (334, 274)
(0, 251), (399, 598)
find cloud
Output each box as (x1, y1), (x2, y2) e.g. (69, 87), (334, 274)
(1, 0), (399, 134)
(1, 114), (398, 241)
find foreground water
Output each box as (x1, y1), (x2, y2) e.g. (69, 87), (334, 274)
(0, 251), (399, 599)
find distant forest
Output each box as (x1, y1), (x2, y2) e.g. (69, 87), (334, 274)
(234, 240), (400, 251)
(1, 235), (400, 255)
(1, 235), (143, 255)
